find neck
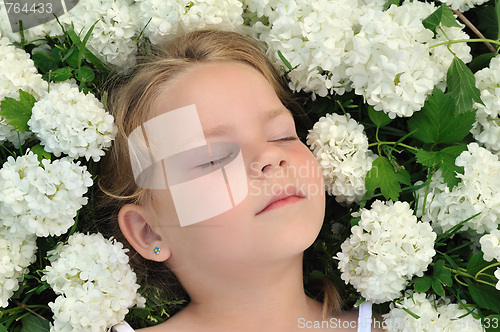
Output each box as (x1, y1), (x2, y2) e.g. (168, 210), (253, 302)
(168, 253), (325, 332)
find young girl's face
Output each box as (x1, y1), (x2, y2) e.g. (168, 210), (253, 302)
(147, 61), (325, 271)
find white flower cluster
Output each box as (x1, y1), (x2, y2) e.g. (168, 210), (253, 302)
(306, 113), (376, 205)
(336, 200), (437, 303)
(0, 35), (48, 148)
(347, 1), (471, 118)
(0, 226), (37, 307)
(58, 0), (140, 67)
(134, 0), (244, 45)
(480, 229), (500, 262)
(248, 0), (471, 118)
(415, 143), (500, 235)
(42, 233), (145, 332)
(383, 292), (482, 332)
(438, 0), (489, 12)
(28, 80), (117, 162)
(472, 55), (500, 154)
(0, 150), (93, 237)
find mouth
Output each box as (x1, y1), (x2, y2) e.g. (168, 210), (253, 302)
(256, 185), (306, 215)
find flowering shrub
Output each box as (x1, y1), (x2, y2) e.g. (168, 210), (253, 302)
(1, 0), (500, 331)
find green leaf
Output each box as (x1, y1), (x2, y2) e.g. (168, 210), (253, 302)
(63, 48), (80, 69)
(469, 53), (496, 73)
(20, 314), (50, 332)
(413, 276), (432, 293)
(408, 87), (476, 144)
(422, 5), (461, 32)
(365, 156), (411, 201)
(447, 57), (484, 115)
(383, 0), (400, 10)
(30, 144), (52, 164)
(368, 106), (392, 127)
(0, 325), (7, 332)
(278, 50), (293, 71)
(32, 52), (58, 74)
(50, 67), (74, 82)
(0, 89), (36, 132)
(416, 145), (467, 189)
(467, 252), (492, 276)
(468, 283), (500, 312)
(433, 261), (453, 286)
(496, 0), (500, 40)
(431, 278), (445, 297)
(76, 66), (95, 83)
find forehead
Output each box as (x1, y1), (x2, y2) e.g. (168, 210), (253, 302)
(150, 61), (288, 124)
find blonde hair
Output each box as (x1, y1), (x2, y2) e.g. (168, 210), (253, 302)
(97, 28), (341, 318)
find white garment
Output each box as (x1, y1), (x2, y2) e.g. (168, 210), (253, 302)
(112, 302), (373, 332)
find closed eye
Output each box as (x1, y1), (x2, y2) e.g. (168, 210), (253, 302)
(272, 136), (298, 143)
(198, 154), (232, 169)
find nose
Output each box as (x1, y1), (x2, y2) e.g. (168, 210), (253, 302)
(249, 143), (289, 179)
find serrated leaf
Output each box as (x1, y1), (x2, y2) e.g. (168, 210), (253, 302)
(414, 276), (432, 293)
(469, 53), (496, 73)
(468, 283), (500, 312)
(416, 145), (467, 189)
(365, 157), (411, 201)
(368, 106), (392, 127)
(408, 88), (476, 144)
(0, 89), (36, 132)
(20, 314), (50, 332)
(431, 278), (445, 296)
(30, 144), (52, 164)
(447, 57), (484, 114)
(467, 252), (492, 276)
(423, 5), (461, 32)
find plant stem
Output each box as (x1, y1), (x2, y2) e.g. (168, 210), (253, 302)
(368, 141), (419, 152)
(475, 261), (500, 279)
(452, 9), (497, 53)
(429, 38), (500, 49)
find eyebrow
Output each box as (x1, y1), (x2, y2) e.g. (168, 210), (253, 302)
(204, 107), (291, 139)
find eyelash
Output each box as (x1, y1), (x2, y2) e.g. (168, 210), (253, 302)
(199, 154), (232, 169)
(272, 136), (298, 143)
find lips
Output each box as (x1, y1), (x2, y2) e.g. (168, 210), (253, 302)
(256, 185), (305, 215)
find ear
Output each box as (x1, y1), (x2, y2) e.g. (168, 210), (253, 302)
(118, 204), (171, 262)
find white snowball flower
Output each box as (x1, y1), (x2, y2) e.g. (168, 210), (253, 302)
(306, 113), (377, 205)
(383, 292), (482, 332)
(336, 200), (437, 304)
(53, 0), (140, 67)
(472, 55), (500, 154)
(416, 143), (500, 235)
(345, 1), (471, 119)
(0, 226), (37, 308)
(438, 0), (488, 12)
(134, 0), (243, 45)
(43, 233), (145, 332)
(0, 34), (48, 148)
(480, 229), (500, 262)
(28, 80), (117, 162)
(495, 268), (500, 291)
(0, 150), (93, 237)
